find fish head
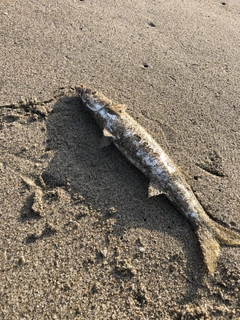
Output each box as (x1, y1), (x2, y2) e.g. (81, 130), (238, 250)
(75, 84), (112, 112)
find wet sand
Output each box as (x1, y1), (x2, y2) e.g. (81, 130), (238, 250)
(1, 0), (240, 319)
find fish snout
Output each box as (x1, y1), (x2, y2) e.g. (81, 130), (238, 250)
(75, 84), (96, 96)
(75, 84), (102, 112)
(75, 84), (87, 96)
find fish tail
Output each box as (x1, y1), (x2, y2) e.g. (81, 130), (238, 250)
(197, 220), (240, 274)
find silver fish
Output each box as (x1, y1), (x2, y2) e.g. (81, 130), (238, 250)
(76, 84), (240, 273)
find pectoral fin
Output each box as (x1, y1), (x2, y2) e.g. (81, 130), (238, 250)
(100, 128), (115, 148)
(148, 180), (166, 198)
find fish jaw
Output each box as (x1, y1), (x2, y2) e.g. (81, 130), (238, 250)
(75, 84), (113, 113)
(75, 84), (104, 112)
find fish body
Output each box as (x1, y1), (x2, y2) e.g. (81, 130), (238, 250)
(76, 84), (240, 273)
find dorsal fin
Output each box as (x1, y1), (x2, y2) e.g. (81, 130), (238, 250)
(113, 104), (127, 113)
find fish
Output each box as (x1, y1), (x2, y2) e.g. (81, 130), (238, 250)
(75, 84), (240, 274)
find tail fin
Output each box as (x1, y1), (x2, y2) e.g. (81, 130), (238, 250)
(197, 221), (240, 274)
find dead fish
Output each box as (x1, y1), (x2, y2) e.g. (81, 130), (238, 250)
(75, 84), (240, 274)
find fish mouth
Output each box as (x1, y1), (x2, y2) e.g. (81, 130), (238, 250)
(75, 84), (96, 97)
(75, 84), (84, 94)
(75, 84), (103, 112)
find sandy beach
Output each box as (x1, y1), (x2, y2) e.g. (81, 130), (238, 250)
(1, 0), (240, 318)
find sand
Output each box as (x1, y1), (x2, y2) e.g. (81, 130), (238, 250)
(1, 0), (240, 319)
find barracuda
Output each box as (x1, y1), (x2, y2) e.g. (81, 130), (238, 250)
(76, 84), (240, 274)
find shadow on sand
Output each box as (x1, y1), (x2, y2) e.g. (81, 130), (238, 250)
(21, 93), (206, 307)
